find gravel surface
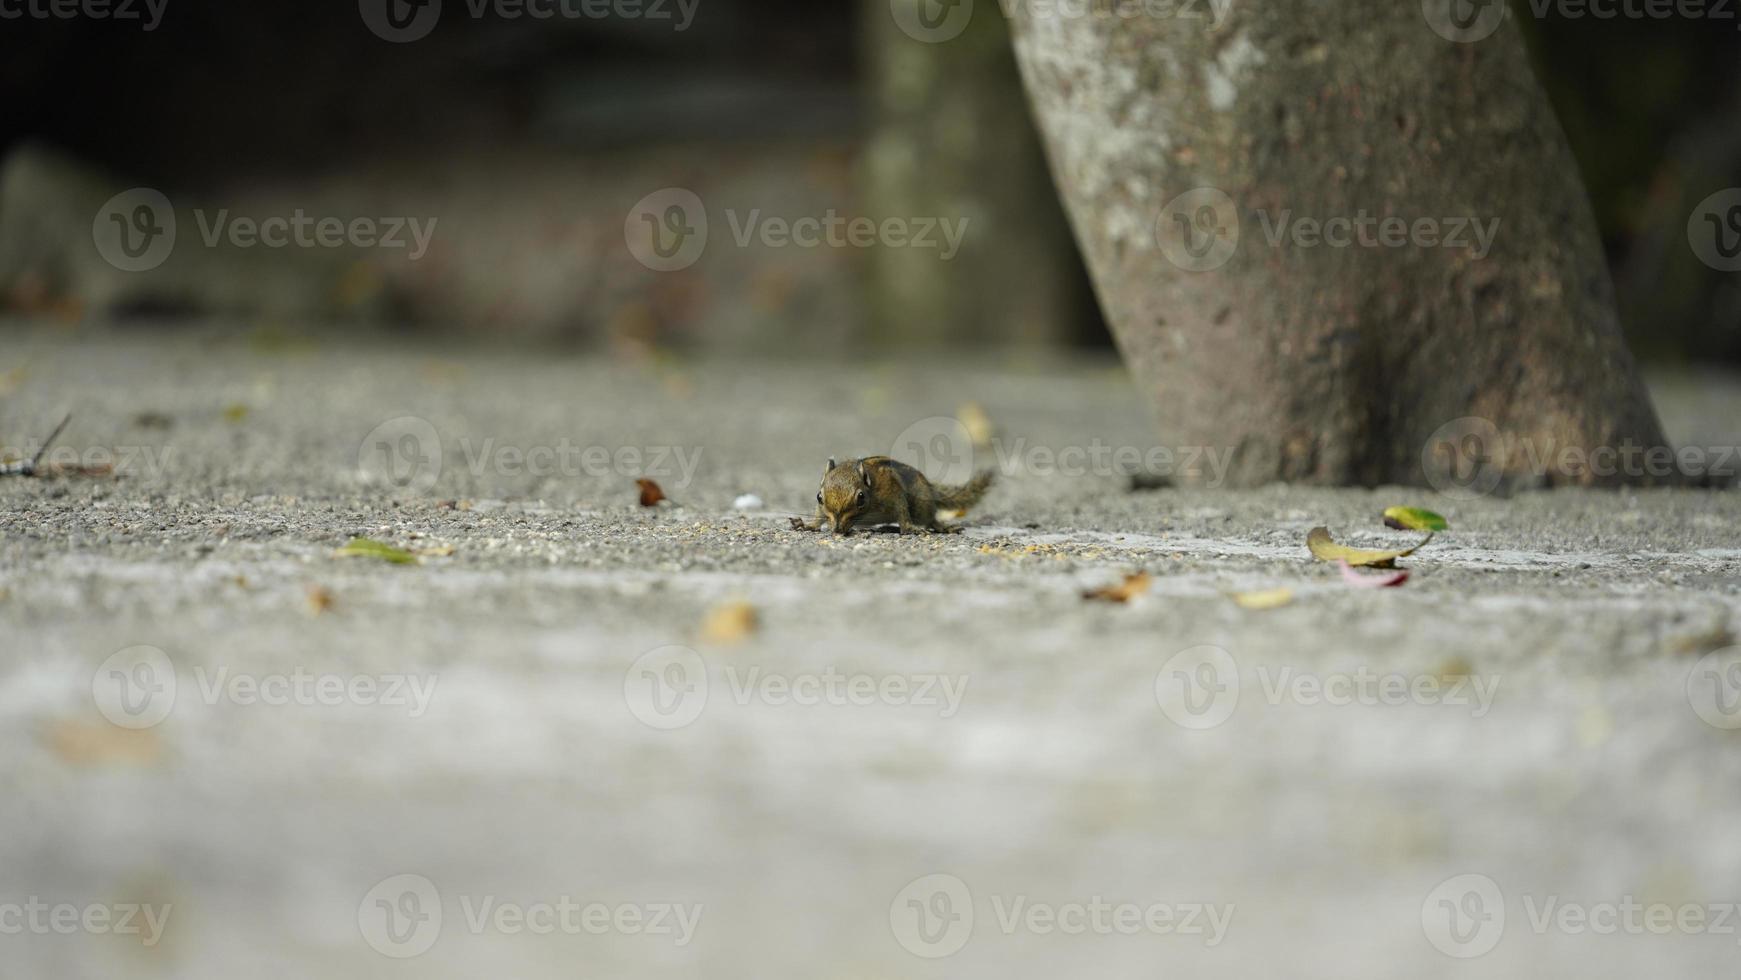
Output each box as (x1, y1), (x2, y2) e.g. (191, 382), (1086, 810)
(1, 324), (1739, 978)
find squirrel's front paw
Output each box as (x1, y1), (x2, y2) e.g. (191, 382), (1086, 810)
(789, 517), (817, 531)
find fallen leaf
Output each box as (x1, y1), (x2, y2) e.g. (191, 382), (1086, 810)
(40, 462), (115, 478)
(1337, 559), (1410, 588)
(305, 585), (335, 615)
(1306, 527), (1430, 568)
(1082, 571), (1152, 603)
(1435, 655), (1475, 681)
(222, 403), (250, 423)
(700, 601), (758, 645)
(958, 401), (995, 448)
(1229, 587), (1295, 610)
(1669, 626), (1734, 657)
(45, 720), (160, 766)
(636, 478), (667, 507)
(417, 544), (456, 558)
(1383, 506), (1449, 532)
(332, 537), (418, 564)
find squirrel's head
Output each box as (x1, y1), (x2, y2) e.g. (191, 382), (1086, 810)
(816, 457), (870, 534)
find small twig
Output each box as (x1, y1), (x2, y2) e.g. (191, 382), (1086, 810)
(1, 414), (71, 478)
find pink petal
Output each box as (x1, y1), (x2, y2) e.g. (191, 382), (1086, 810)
(1337, 559), (1409, 588)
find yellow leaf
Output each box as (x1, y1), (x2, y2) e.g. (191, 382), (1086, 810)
(1229, 587), (1295, 610)
(1435, 656), (1475, 681)
(1306, 527), (1431, 568)
(45, 720), (160, 766)
(957, 401), (995, 448)
(700, 601), (758, 645)
(332, 537), (418, 564)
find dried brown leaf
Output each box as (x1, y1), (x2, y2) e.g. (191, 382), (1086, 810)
(1082, 571), (1152, 604)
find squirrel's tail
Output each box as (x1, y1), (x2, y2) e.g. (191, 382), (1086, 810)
(935, 469), (995, 512)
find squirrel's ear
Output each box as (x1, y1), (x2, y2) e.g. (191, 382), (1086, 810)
(826, 457), (837, 472)
(857, 460), (869, 484)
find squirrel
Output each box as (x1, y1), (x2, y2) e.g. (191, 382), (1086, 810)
(790, 456), (995, 535)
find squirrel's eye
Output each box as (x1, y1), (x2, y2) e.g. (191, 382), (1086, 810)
(856, 488), (867, 505)
(816, 491), (823, 504)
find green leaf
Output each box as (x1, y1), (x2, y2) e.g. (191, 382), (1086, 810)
(1383, 506), (1448, 532)
(333, 537), (418, 564)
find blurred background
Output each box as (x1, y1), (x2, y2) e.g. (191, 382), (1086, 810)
(0, 0), (1737, 364)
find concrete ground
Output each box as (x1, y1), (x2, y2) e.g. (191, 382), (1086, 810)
(1, 324), (1739, 979)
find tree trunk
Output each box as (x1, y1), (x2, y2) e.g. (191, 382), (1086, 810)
(861, 0), (1086, 349)
(1006, 1), (1675, 491)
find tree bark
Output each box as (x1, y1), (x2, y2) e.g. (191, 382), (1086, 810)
(1006, 1), (1675, 490)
